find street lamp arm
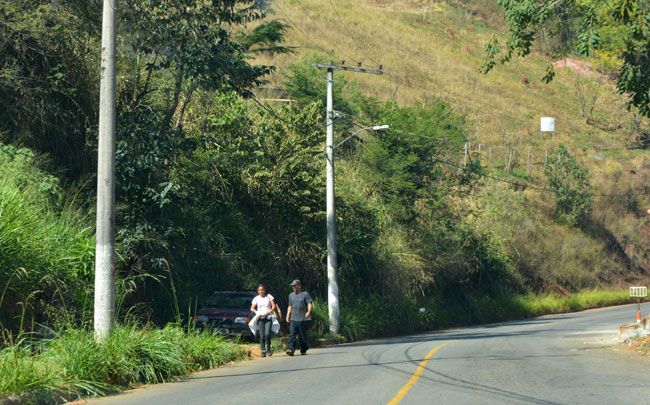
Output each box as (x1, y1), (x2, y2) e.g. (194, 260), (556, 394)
(333, 125), (389, 149)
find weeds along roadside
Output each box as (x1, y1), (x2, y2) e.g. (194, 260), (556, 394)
(0, 325), (247, 403)
(0, 288), (634, 403)
(307, 289), (635, 343)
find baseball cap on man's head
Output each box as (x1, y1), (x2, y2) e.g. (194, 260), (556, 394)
(289, 279), (301, 286)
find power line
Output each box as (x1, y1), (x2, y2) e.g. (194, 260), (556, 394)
(293, 0), (359, 63)
(337, 111), (650, 199)
(327, 0), (381, 66)
(268, 0), (335, 56)
(435, 156), (650, 199)
(265, 3), (650, 201)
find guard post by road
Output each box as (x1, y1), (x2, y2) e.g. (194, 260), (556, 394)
(629, 286), (647, 324)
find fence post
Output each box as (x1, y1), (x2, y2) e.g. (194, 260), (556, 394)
(488, 146), (492, 169)
(464, 142), (469, 167)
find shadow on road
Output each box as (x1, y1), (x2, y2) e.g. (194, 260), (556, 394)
(188, 345), (565, 405)
(338, 329), (556, 348)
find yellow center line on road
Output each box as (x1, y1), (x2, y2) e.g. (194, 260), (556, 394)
(386, 342), (450, 405)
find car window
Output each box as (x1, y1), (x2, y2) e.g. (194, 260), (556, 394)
(205, 293), (253, 309)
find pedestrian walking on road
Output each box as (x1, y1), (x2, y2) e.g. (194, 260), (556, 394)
(251, 284), (276, 357)
(285, 279), (312, 356)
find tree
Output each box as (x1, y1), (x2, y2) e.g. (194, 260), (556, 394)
(0, 0), (99, 177)
(113, 0), (290, 280)
(359, 100), (466, 222)
(544, 144), (593, 225)
(484, 0), (650, 116)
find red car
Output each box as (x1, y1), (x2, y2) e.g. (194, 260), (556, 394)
(194, 290), (256, 337)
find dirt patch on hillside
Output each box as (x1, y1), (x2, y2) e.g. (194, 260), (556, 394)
(554, 58), (596, 77)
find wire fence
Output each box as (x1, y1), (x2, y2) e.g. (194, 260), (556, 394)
(461, 142), (559, 174)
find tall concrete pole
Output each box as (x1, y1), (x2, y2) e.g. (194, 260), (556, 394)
(312, 62), (382, 335)
(325, 65), (340, 334)
(94, 0), (117, 340)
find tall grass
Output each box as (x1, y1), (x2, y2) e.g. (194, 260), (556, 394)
(0, 144), (94, 333)
(0, 325), (246, 402)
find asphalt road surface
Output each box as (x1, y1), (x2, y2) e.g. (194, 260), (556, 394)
(89, 304), (650, 405)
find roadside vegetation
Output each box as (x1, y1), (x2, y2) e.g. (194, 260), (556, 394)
(0, 0), (648, 402)
(0, 326), (245, 403)
(627, 336), (650, 357)
(310, 290), (634, 342)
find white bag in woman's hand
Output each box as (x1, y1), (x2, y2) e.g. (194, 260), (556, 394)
(248, 313), (261, 335)
(248, 313), (280, 335)
(271, 316), (280, 334)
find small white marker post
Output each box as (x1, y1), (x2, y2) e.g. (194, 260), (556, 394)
(629, 286), (647, 323)
(541, 117), (556, 140)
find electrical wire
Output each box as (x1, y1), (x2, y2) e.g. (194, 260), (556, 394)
(270, 0), (357, 63)
(262, 2), (650, 202)
(327, 0), (382, 66)
(335, 111), (650, 199)
(267, 0), (335, 56)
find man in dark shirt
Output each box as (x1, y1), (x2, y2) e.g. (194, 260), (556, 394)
(285, 279), (313, 356)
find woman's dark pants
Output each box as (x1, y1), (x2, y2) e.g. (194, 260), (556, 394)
(257, 317), (272, 353)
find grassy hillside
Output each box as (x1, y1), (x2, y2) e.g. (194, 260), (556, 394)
(260, 0), (650, 281)
(262, 0), (645, 148)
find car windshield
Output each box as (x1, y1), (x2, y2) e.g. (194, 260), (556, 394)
(204, 292), (253, 309)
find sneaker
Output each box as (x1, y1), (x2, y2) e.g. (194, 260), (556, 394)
(300, 351), (307, 356)
(261, 351), (266, 358)
(267, 349), (273, 357)
(285, 350), (294, 356)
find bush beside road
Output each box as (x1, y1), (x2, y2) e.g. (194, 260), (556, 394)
(0, 326), (246, 404)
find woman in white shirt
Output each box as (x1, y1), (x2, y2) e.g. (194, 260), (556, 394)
(250, 284), (276, 357)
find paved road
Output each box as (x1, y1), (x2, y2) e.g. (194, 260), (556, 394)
(89, 304), (650, 405)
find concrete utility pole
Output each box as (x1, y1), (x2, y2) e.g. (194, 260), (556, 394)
(313, 62), (383, 334)
(94, 0), (117, 340)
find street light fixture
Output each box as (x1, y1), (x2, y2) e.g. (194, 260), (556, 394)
(334, 125), (390, 149)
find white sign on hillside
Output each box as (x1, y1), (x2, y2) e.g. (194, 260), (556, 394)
(629, 286), (647, 298)
(540, 117), (556, 133)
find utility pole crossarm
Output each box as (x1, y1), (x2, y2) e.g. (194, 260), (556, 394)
(312, 63), (384, 75)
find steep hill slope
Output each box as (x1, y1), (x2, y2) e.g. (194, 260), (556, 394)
(260, 0), (650, 282)
(262, 0), (645, 149)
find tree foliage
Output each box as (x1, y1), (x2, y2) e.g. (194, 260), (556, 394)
(485, 0), (650, 115)
(544, 144), (593, 225)
(0, 0), (99, 176)
(0, 1), (559, 332)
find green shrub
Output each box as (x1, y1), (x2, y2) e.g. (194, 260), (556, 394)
(0, 325), (246, 402)
(101, 326), (188, 385)
(171, 328), (246, 370)
(40, 330), (111, 396)
(0, 344), (55, 398)
(311, 297), (423, 341)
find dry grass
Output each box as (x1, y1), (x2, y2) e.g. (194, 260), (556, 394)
(261, 0), (646, 150)
(258, 0), (650, 281)
(626, 335), (650, 356)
